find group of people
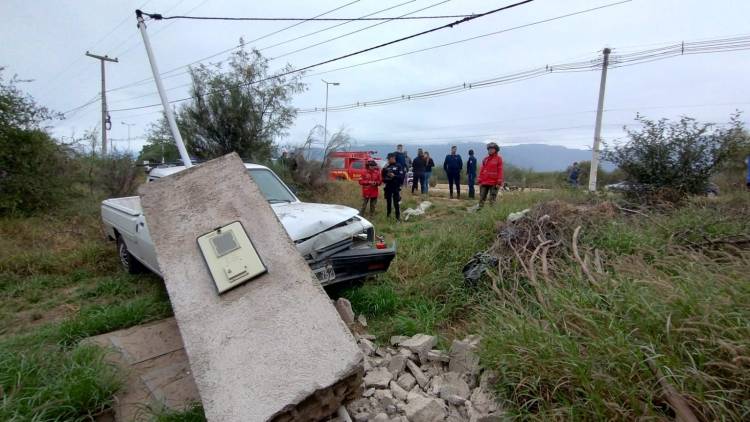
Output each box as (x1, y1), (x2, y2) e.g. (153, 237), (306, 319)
(358, 143), (505, 221)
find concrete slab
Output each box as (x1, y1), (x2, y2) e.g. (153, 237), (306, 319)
(138, 153), (363, 421)
(85, 318), (200, 422)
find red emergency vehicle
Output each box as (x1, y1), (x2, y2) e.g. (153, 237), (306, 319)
(328, 151), (385, 181)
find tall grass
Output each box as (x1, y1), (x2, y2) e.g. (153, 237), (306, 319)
(0, 198), (173, 418)
(343, 189), (750, 419)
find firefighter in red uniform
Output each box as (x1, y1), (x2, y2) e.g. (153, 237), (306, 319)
(477, 142), (503, 208)
(358, 160), (382, 216)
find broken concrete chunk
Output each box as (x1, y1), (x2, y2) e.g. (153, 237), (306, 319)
(390, 335), (409, 346)
(468, 385), (503, 421)
(406, 358), (430, 389)
(444, 394), (467, 406)
(405, 395), (448, 422)
(375, 347), (389, 358)
(139, 154), (362, 421)
(357, 314), (368, 327)
(430, 372), (471, 401)
(359, 338), (376, 356)
(364, 367), (393, 389)
(400, 334), (438, 362)
(374, 388), (396, 408)
(363, 387), (376, 398)
(387, 354), (407, 377)
(396, 373), (417, 391)
(372, 413), (389, 422)
(359, 333), (377, 341)
(335, 298), (356, 325)
(449, 335), (482, 376)
(390, 381), (409, 401)
(427, 349), (451, 363)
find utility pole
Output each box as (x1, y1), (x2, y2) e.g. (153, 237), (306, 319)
(588, 47), (611, 192)
(135, 9), (192, 167)
(322, 79), (340, 146)
(85, 51), (118, 155)
(121, 121), (136, 153)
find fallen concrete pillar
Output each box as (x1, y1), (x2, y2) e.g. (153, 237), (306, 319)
(139, 153), (363, 421)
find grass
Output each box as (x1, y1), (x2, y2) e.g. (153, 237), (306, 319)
(336, 185), (750, 420)
(0, 198), (173, 420)
(2, 175), (748, 420)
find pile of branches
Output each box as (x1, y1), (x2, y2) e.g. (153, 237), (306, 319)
(476, 200), (618, 306)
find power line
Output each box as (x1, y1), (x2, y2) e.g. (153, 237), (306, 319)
(294, 34), (750, 114)
(104, 0), (365, 93)
(270, 0), (454, 61)
(105, 0), (627, 108)
(109, 0), (537, 113)
(139, 11), (478, 21)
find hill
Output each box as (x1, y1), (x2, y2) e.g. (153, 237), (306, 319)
(339, 143), (611, 172)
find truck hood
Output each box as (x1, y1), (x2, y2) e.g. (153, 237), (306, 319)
(272, 202), (360, 241)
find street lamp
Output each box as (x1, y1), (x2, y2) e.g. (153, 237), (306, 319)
(121, 121), (136, 153)
(322, 79), (340, 145)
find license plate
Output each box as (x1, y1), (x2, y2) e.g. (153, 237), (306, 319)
(313, 265), (336, 284)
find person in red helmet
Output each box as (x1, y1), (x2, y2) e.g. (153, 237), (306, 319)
(358, 160), (382, 216)
(477, 142), (503, 208)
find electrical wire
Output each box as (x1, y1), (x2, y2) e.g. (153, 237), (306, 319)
(139, 11), (478, 21)
(104, 0), (365, 93)
(292, 34), (750, 115)
(105, 0), (629, 107)
(270, 0), (454, 61)
(108, 0), (537, 112)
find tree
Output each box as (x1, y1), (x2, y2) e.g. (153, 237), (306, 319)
(0, 68), (58, 132)
(603, 113), (748, 199)
(175, 43), (305, 162)
(138, 115), (181, 164)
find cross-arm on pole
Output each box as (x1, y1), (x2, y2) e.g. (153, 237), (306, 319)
(135, 9), (192, 167)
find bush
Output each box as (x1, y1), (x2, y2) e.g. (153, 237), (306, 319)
(603, 113), (748, 201)
(0, 128), (79, 215)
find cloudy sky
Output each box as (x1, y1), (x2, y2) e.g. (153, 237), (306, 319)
(3, 0), (750, 154)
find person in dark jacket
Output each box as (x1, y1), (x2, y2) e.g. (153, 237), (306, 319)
(568, 162), (581, 188)
(411, 148), (427, 194)
(394, 144), (407, 168)
(443, 145), (463, 198)
(466, 149), (477, 199)
(382, 153), (405, 221)
(424, 151), (435, 194)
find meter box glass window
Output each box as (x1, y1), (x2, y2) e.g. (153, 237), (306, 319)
(197, 221), (266, 294)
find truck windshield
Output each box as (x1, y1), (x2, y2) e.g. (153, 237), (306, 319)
(248, 169), (297, 203)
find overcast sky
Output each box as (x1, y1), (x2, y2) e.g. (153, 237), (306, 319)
(3, 0), (750, 154)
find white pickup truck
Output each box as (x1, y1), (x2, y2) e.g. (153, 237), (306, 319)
(101, 163), (396, 286)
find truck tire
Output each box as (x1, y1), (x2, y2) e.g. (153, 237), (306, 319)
(117, 236), (146, 274)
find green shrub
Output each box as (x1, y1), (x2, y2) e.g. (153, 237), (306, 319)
(0, 128), (79, 215)
(603, 113), (748, 201)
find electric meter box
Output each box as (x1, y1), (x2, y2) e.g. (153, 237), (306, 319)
(197, 221), (267, 294)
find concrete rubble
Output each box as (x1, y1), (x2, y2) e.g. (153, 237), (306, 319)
(343, 333), (504, 421)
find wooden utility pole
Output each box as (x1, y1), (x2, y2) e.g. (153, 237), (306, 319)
(588, 47), (611, 192)
(85, 51), (118, 155)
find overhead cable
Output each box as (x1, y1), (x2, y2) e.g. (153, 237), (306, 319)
(105, 0), (629, 107)
(105, 0), (365, 93)
(109, 0), (536, 112)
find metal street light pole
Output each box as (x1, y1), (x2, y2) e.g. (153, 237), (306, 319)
(322, 80), (340, 145)
(121, 121), (136, 153)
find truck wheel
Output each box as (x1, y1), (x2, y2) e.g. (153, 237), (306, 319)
(117, 237), (145, 274)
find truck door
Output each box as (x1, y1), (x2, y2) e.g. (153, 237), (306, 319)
(128, 214), (160, 273)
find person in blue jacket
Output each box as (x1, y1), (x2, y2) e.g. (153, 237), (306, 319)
(382, 153), (406, 221)
(746, 155), (750, 190)
(466, 149), (477, 199)
(443, 145), (463, 199)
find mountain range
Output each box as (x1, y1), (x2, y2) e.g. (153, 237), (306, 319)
(344, 142), (611, 172)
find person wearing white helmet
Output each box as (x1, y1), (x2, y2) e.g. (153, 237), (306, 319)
(477, 142), (504, 208)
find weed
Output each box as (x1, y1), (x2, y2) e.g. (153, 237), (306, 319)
(150, 402), (207, 422)
(0, 344), (122, 421)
